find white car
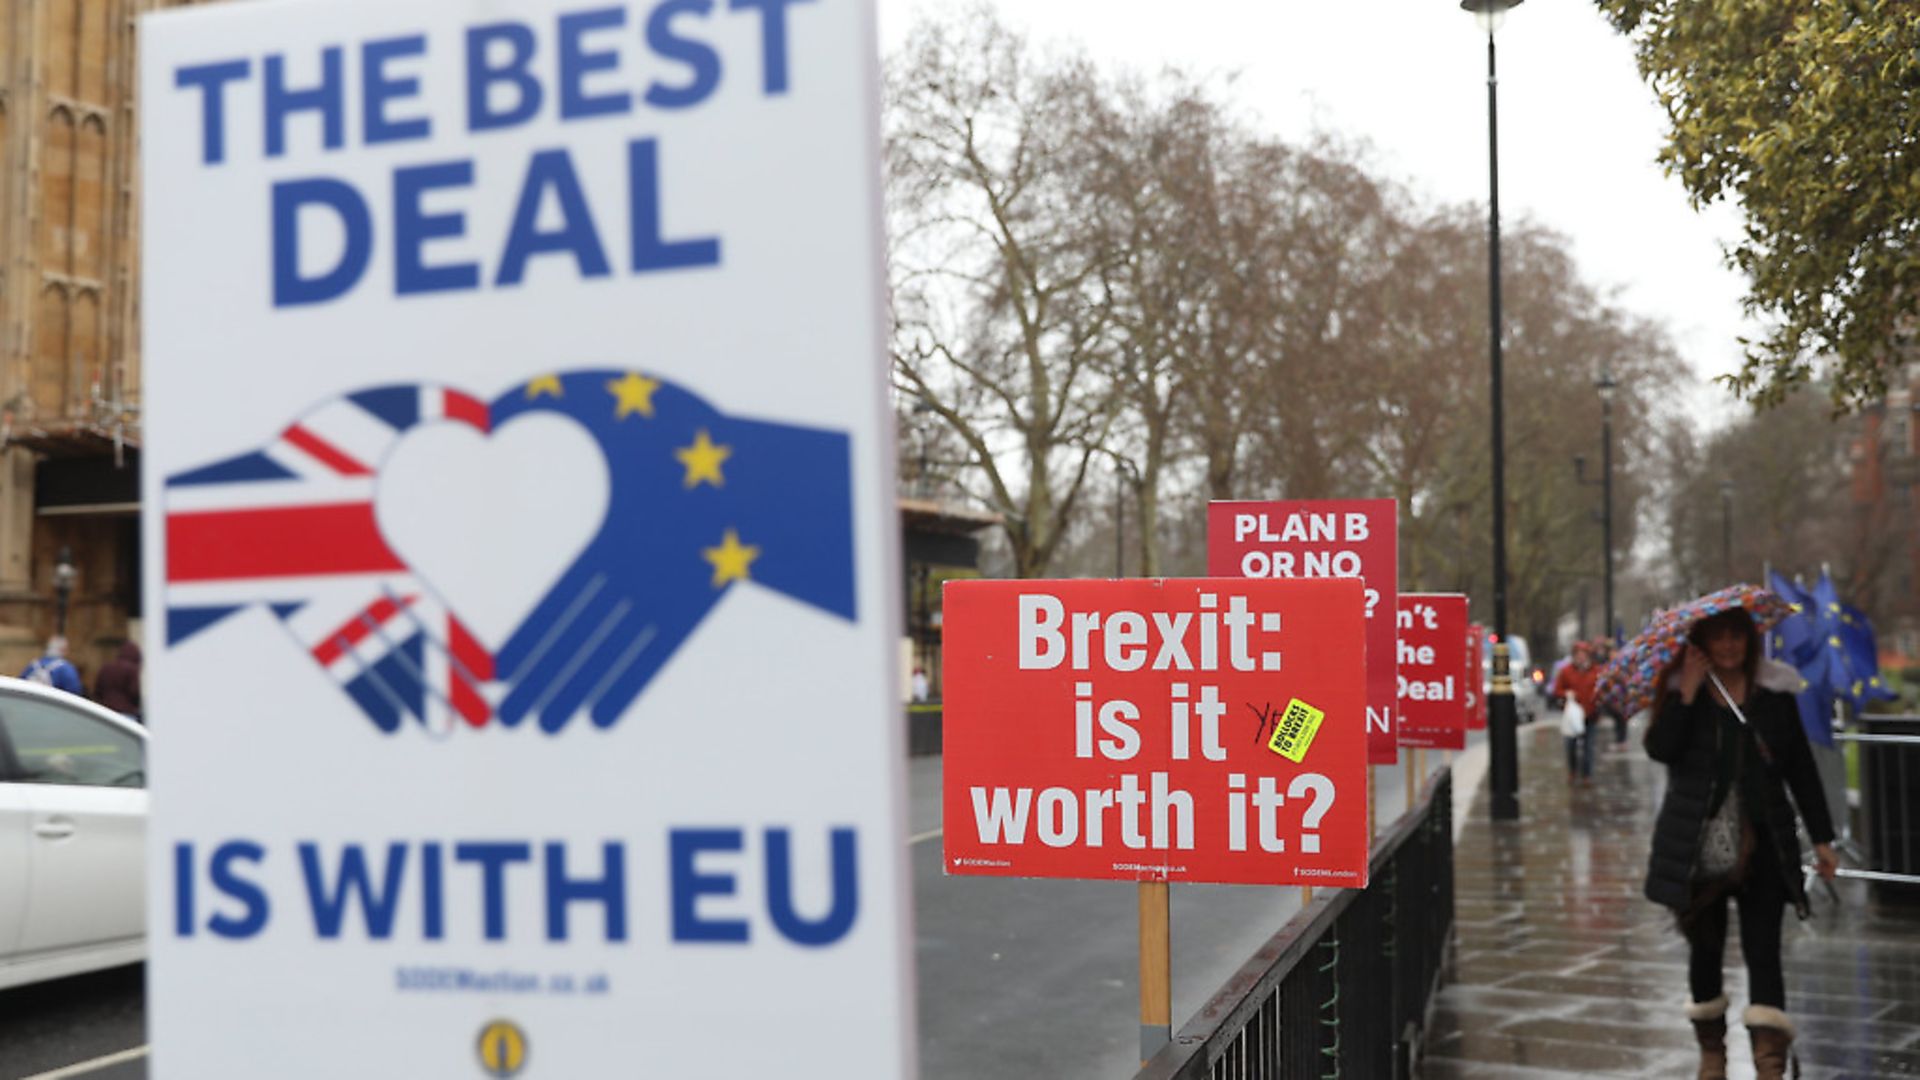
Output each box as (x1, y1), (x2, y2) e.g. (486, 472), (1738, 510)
(0, 677), (146, 990)
(1480, 632), (1544, 724)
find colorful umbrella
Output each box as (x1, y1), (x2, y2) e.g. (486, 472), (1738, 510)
(1595, 583), (1795, 717)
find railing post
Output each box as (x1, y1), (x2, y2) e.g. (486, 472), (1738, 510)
(1130, 767), (1458, 1080)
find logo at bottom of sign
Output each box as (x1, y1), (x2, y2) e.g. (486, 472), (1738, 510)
(476, 1019), (528, 1077)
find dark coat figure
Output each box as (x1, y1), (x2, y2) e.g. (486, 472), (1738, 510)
(1644, 684), (1832, 916)
(1643, 608), (1836, 1080)
(94, 641), (142, 720)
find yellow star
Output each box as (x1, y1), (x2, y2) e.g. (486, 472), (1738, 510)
(703, 528), (759, 587)
(526, 374), (563, 399)
(676, 429), (732, 489)
(608, 372), (661, 419)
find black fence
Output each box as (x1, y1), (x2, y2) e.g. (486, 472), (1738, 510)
(1134, 769), (1455, 1080)
(1845, 716), (1920, 904)
(906, 704), (942, 757)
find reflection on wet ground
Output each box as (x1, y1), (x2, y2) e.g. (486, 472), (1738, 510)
(1426, 720), (1920, 1078)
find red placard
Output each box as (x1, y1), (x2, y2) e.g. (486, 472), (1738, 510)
(1466, 623), (1488, 731)
(1396, 593), (1468, 750)
(1207, 500), (1398, 765)
(942, 578), (1369, 887)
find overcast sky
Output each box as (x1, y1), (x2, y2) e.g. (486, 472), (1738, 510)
(875, 0), (1755, 429)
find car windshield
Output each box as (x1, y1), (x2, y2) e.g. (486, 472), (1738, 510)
(0, 695), (144, 787)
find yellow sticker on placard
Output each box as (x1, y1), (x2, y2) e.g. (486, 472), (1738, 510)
(1267, 698), (1325, 763)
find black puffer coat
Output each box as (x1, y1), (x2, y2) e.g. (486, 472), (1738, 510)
(1643, 683), (1834, 916)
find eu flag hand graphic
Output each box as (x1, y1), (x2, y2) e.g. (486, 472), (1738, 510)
(163, 372), (857, 736)
(490, 371), (857, 732)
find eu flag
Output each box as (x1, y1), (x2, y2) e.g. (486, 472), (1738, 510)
(1837, 603), (1899, 708)
(1766, 570), (1817, 665)
(1764, 570), (1899, 747)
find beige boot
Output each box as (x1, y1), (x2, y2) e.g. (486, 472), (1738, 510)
(1686, 995), (1729, 1080)
(1745, 1004), (1798, 1080)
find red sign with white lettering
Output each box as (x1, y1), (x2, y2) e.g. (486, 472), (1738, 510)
(1206, 500), (1398, 765)
(1467, 623), (1487, 731)
(942, 578), (1369, 887)
(1396, 593), (1468, 749)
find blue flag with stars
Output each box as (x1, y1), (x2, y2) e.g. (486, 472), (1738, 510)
(1766, 570), (1817, 666)
(1764, 570), (1898, 746)
(1836, 603), (1898, 710)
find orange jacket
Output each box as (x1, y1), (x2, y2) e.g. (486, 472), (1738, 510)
(1552, 663), (1601, 713)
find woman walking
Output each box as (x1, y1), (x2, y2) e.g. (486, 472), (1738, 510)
(1644, 608), (1838, 1079)
(1591, 638), (1629, 746)
(1551, 642), (1599, 785)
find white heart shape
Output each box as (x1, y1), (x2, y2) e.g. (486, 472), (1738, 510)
(375, 412), (609, 651)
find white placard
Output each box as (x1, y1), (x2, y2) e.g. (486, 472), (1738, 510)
(139, 1), (911, 1075)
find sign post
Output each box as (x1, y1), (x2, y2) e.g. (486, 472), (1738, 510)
(1139, 881), (1170, 1061)
(141, 3), (912, 1075)
(942, 578), (1369, 1058)
(1468, 623), (1488, 731)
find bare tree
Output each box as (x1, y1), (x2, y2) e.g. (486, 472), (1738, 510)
(886, 7), (1120, 578)
(887, 1), (1693, 621)
(1073, 76), (1291, 573)
(1667, 392), (1858, 597)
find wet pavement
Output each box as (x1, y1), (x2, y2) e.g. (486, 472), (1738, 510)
(1427, 718), (1920, 1078)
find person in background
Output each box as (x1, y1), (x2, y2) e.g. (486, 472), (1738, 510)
(1644, 608), (1837, 1080)
(21, 635), (84, 696)
(1551, 641), (1600, 785)
(911, 667), (931, 703)
(94, 641), (142, 722)
(1591, 638), (1628, 746)
(1546, 653), (1573, 709)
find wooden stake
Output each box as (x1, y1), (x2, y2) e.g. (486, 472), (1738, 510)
(1367, 763), (1378, 838)
(1138, 881), (1171, 1063)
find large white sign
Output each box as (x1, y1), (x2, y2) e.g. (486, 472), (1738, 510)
(140, 1), (911, 1075)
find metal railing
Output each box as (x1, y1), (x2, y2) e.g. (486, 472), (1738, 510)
(1134, 769), (1454, 1080)
(1835, 721), (1920, 892)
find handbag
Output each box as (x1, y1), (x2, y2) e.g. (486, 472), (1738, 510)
(1694, 672), (1765, 883)
(1696, 785), (1746, 880)
(1559, 696), (1586, 737)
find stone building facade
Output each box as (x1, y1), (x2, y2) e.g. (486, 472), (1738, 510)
(0, 0), (209, 681)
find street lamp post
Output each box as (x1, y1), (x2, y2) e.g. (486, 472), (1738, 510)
(1595, 369), (1617, 642)
(909, 402), (937, 674)
(1463, 0), (1524, 821)
(52, 545), (76, 636)
(1719, 479), (1734, 583)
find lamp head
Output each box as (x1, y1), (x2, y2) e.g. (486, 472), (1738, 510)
(1461, 0), (1524, 33)
(1595, 369), (1618, 403)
